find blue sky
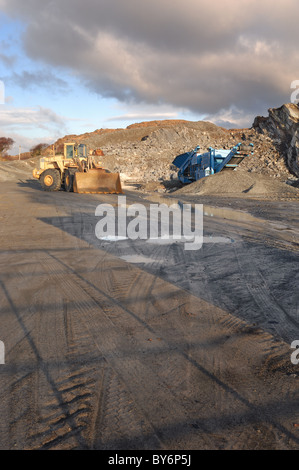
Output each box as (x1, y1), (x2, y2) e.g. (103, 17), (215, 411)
(0, 11), (203, 155)
(0, 1), (298, 155)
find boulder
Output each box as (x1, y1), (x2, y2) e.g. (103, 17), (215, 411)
(92, 148), (105, 156)
(253, 103), (299, 176)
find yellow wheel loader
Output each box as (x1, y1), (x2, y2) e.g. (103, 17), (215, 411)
(32, 143), (123, 194)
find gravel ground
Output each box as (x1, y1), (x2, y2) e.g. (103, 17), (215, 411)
(0, 178), (298, 450)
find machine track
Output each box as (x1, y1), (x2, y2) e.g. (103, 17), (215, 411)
(0, 183), (298, 450)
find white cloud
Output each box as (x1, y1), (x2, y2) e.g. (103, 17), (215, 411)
(0, 105), (65, 129)
(104, 102), (187, 124)
(205, 106), (256, 129)
(1, 0), (299, 126)
(106, 112), (178, 123)
(0, 105), (68, 152)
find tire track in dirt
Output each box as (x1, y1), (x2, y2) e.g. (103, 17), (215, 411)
(91, 365), (163, 450)
(156, 231), (299, 448)
(38, 251), (216, 449)
(1, 185), (298, 450)
(1, 277), (99, 450)
(33, 253), (167, 449)
(230, 236), (299, 343)
(30, 192), (299, 448)
(39, 245), (299, 450)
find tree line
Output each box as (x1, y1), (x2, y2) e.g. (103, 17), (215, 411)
(0, 138), (49, 158)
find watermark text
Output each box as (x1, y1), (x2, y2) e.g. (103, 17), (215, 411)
(291, 340), (299, 365)
(0, 341), (4, 365)
(95, 196), (203, 251)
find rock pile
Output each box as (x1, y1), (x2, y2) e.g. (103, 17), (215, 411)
(42, 106), (299, 192)
(96, 122), (291, 189)
(176, 170), (299, 199)
(253, 103), (299, 177)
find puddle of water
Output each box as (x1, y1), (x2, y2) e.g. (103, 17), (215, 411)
(203, 205), (262, 224)
(99, 236), (128, 242)
(146, 236), (194, 245)
(143, 193), (259, 223)
(120, 255), (162, 264)
(204, 236), (233, 244)
(203, 205), (298, 237)
(146, 236), (233, 245)
(96, 194), (298, 249)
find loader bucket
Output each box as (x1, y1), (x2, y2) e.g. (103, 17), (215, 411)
(73, 169), (123, 194)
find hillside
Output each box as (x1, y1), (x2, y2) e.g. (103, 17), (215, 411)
(2, 104), (298, 196)
(43, 117), (292, 192)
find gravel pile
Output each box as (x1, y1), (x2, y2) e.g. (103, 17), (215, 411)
(2, 109), (299, 196)
(175, 170), (299, 198)
(0, 158), (39, 182)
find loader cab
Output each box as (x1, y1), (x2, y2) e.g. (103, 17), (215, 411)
(77, 144), (87, 158)
(64, 143), (87, 159)
(64, 143), (75, 159)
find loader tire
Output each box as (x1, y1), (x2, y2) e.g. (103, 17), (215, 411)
(64, 169), (77, 192)
(40, 169), (61, 192)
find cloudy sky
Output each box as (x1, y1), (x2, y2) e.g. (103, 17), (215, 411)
(0, 0), (298, 154)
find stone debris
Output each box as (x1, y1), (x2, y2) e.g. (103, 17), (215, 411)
(176, 170), (299, 198)
(2, 104), (299, 196)
(70, 113), (295, 193)
(253, 103), (299, 177)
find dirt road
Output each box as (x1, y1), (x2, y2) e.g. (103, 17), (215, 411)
(0, 179), (298, 450)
